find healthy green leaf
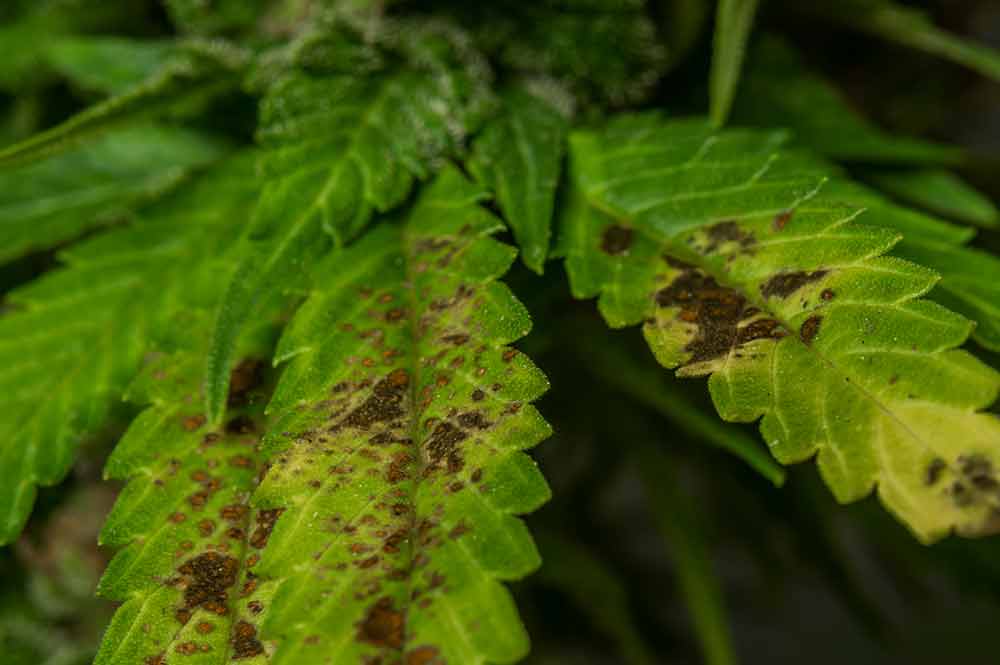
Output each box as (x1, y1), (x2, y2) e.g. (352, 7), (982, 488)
(205, 21), (492, 424)
(861, 168), (999, 229)
(733, 36), (961, 164)
(0, 124), (229, 265)
(0, 153), (258, 545)
(559, 114), (1000, 542)
(0, 40), (248, 169)
(45, 37), (175, 95)
(470, 89), (568, 274)
(709, 0), (760, 128)
(250, 168), (551, 664)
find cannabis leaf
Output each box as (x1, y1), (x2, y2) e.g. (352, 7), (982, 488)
(733, 37), (1000, 351)
(560, 114), (1000, 542)
(0, 153), (258, 545)
(205, 21), (492, 423)
(0, 40), (248, 168)
(250, 168), (550, 663)
(470, 89), (568, 274)
(0, 124), (228, 263)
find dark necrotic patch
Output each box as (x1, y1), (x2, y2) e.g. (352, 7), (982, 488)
(249, 508), (283, 549)
(799, 315), (822, 345)
(357, 597), (405, 649)
(600, 224), (634, 255)
(773, 209), (793, 231)
(231, 620), (264, 659)
(341, 369), (410, 430)
(177, 552), (239, 615)
(703, 220), (755, 254)
(925, 458), (946, 486)
(407, 646), (443, 664)
(655, 267), (786, 363)
(760, 270), (828, 299)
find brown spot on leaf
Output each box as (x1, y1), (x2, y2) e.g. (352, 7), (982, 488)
(231, 620), (264, 659)
(704, 220), (755, 253)
(249, 509), (283, 549)
(182, 415), (206, 432)
(600, 224), (633, 255)
(800, 315), (822, 345)
(407, 646), (443, 665)
(925, 458), (946, 486)
(655, 267), (786, 363)
(357, 597), (405, 649)
(177, 551), (239, 615)
(760, 270), (828, 299)
(773, 209), (793, 231)
(341, 370), (410, 430)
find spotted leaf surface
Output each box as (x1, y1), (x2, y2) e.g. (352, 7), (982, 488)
(251, 168), (551, 664)
(560, 115), (1000, 542)
(205, 20), (492, 424)
(0, 153), (260, 546)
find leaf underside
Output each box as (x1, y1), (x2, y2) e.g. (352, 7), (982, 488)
(560, 114), (1000, 542)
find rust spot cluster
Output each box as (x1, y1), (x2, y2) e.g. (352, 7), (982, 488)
(655, 261), (787, 364)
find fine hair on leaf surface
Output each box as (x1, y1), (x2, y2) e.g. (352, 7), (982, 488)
(2, 1), (1000, 664)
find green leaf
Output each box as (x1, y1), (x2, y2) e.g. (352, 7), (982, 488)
(0, 124), (229, 265)
(733, 36), (961, 164)
(251, 167), (551, 664)
(792, 0), (1000, 83)
(534, 532), (655, 665)
(0, 153), (259, 545)
(205, 22), (492, 424)
(709, 0), (760, 128)
(470, 89), (568, 274)
(861, 168), (999, 229)
(0, 41), (248, 169)
(559, 114), (1000, 542)
(45, 37), (175, 95)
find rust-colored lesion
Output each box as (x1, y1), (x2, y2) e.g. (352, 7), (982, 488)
(654, 260), (788, 366)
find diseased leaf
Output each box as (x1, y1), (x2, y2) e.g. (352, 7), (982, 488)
(251, 168), (551, 664)
(205, 21), (492, 424)
(709, 0), (760, 128)
(0, 153), (258, 545)
(862, 168), (999, 229)
(559, 114), (1000, 542)
(733, 36), (961, 164)
(0, 124), (229, 265)
(470, 89), (568, 274)
(0, 40), (248, 169)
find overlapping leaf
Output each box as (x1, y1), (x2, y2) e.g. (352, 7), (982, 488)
(205, 20), (493, 422)
(559, 114), (1000, 542)
(0, 153), (258, 545)
(250, 168), (551, 664)
(470, 89), (568, 274)
(0, 124), (228, 264)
